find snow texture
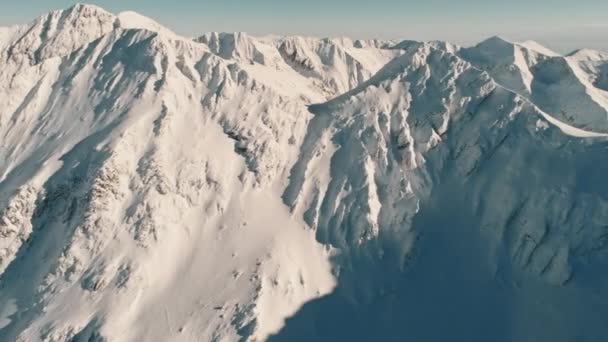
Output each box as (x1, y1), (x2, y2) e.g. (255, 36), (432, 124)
(1, 4), (608, 342)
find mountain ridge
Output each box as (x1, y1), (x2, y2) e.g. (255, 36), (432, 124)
(1, 4), (608, 342)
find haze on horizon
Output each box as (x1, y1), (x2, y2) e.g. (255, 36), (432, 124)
(0, 0), (606, 54)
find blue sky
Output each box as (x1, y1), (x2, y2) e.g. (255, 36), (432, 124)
(1, 0), (606, 52)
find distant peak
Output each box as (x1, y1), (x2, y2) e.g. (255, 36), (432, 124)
(478, 35), (513, 47)
(63, 3), (113, 16)
(391, 39), (422, 50)
(34, 2), (114, 26)
(67, 3), (106, 11)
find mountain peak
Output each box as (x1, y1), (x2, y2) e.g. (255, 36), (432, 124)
(3, 3), (116, 64)
(116, 10), (176, 35)
(35, 2), (115, 26)
(65, 3), (110, 13)
(476, 35), (513, 48)
(2, 4), (184, 65)
(43, 2), (114, 23)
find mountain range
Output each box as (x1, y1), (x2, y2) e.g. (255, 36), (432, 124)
(1, 4), (608, 341)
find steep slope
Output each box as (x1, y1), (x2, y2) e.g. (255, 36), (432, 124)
(459, 36), (538, 94)
(567, 48), (608, 92)
(0, 7), (336, 342)
(1, 5), (608, 342)
(518, 40), (560, 57)
(273, 42), (608, 342)
(0, 4), (117, 153)
(0, 25), (25, 51)
(1, 4), (116, 66)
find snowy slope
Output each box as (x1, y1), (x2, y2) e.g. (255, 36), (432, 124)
(273, 43), (608, 341)
(518, 40), (560, 57)
(194, 33), (402, 100)
(116, 11), (177, 37)
(0, 6), (336, 341)
(459, 36), (608, 132)
(567, 48), (608, 92)
(1, 4), (608, 342)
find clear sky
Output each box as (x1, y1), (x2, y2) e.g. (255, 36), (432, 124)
(1, 0), (606, 52)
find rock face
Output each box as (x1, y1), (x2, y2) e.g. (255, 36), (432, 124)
(1, 4), (608, 342)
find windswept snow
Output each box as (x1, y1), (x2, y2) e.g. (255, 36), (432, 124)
(518, 40), (560, 57)
(1, 4), (608, 342)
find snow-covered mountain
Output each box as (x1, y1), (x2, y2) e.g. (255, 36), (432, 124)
(459, 36), (608, 133)
(1, 4), (608, 342)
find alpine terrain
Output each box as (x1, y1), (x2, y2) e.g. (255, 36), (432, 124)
(1, 4), (608, 342)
